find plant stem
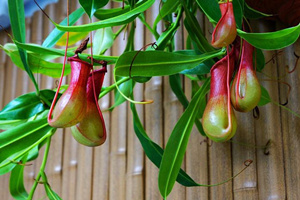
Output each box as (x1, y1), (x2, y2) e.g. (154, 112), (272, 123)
(27, 135), (52, 200)
(99, 77), (130, 98)
(39, 94), (52, 107)
(138, 14), (159, 39)
(114, 25), (127, 40)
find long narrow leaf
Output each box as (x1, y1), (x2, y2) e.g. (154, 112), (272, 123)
(12, 42), (118, 64)
(8, 0), (39, 92)
(115, 50), (225, 77)
(237, 24), (300, 50)
(158, 78), (210, 198)
(54, 0), (155, 32)
(130, 103), (200, 187)
(9, 154), (28, 200)
(42, 8), (85, 48)
(79, 0), (109, 18)
(0, 90), (56, 120)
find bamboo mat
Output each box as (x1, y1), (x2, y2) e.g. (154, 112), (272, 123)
(1, 1), (300, 199)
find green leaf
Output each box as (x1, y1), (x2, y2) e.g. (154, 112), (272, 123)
(94, 4), (131, 20)
(244, 2), (272, 19)
(55, 0), (155, 32)
(183, 5), (215, 54)
(9, 154), (28, 200)
(115, 49), (225, 77)
(8, 0), (39, 92)
(237, 24), (300, 50)
(196, 0), (243, 28)
(93, 27), (114, 55)
(79, 0), (109, 18)
(196, 0), (219, 24)
(130, 103), (200, 187)
(0, 119), (27, 130)
(41, 172), (62, 200)
(254, 48), (265, 72)
(0, 118), (53, 172)
(158, 78), (210, 198)
(10, 42), (118, 64)
(0, 90), (56, 120)
(1, 44), (71, 78)
(258, 86), (271, 106)
(109, 79), (134, 110)
(8, 0), (25, 43)
(153, 0), (179, 31)
(155, 8), (183, 50)
(169, 75), (207, 136)
(42, 8), (85, 48)
(56, 32), (89, 46)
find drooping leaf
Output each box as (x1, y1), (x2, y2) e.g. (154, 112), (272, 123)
(237, 24), (300, 50)
(258, 86), (271, 106)
(9, 154), (28, 200)
(0, 120), (27, 130)
(155, 8), (183, 50)
(93, 27), (114, 55)
(54, 0), (155, 32)
(254, 48), (265, 72)
(115, 49), (225, 77)
(244, 2), (272, 19)
(196, 0), (220, 24)
(153, 0), (179, 31)
(8, 0), (39, 92)
(41, 172), (62, 200)
(94, 4), (131, 20)
(79, 0), (109, 18)
(169, 75), (207, 136)
(1, 44), (70, 78)
(10, 42), (118, 64)
(158, 78), (210, 198)
(0, 90), (57, 120)
(196, 0), (243, 28)
(42, 7), (85, 48)
(130, 103), (200, 187)
(183, 5), (215, 54)
(0, 118), (53, 172)
(56, 31), (89, 46)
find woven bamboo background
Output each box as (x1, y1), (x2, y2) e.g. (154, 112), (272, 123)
(1, 0), (300, 199)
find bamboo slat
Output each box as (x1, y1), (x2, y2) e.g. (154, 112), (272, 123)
(126, 83), (145, 200)
(232, 112), (258, 200)
(109, 20), (127, 200)
(277, 36), (300, 199)
(162, 76), (186, 200)
(144, 1), (164, 199)
(91, 3), (112, 199)
(184, 12), (209, 200)
(253, 21), (286, 200)
(125, 18), (145, 200)
(205, 17), (233, 200)
(91, 55), (112, 200)
(184, 79), (209, 200)
(2, 1), (300, 199)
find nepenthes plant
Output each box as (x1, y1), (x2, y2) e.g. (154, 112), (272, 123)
(0, 0), (299, 199)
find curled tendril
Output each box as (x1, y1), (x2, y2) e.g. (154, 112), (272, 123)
(253, 106), (260, 119)
(287, 52), (299, 73)
(199, 138), (213, 147)
(264, 139), (272, 155)
(265, 50), (283, 65)
(129, 42), (157, 78)
(244, 159), (253, 167)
